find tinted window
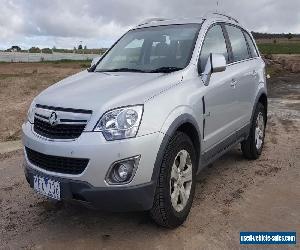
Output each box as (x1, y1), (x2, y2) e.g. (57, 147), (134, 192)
(244, 31), (258, 58)
(199, 25), (228, 72)
(226, 25), (249, 62)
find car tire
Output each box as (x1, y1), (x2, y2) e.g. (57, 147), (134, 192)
(150, 131), (196, 228)
(241, 102), (266, 159)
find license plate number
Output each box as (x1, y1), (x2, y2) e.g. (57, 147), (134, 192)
(33, 175), (61, 200)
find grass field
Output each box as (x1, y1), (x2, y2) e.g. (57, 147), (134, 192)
(257, 43), (300, 54)
(256, 38), (300, 54)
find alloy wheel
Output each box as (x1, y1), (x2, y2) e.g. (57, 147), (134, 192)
(170, 150), (193, 212)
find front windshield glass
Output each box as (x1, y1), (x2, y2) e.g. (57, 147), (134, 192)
(94, 24), (200, 73)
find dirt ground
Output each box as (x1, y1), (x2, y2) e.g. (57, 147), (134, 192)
(0, 64), (299, 249)
(0, 62), (89, 142)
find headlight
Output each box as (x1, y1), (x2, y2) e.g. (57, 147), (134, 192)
(94, 105), (143, 141)
(27, 100), (36, 123)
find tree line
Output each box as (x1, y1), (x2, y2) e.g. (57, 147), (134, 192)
(252, 32), (300, 40)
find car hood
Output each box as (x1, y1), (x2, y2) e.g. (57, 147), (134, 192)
(35, 70), (182, 112)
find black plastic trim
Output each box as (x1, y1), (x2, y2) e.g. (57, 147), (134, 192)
(24, 166), (156, 212)
(250, 89), (268, 127)
(200, 123), (250, 167)
(202, 96), (205, 139)
(220, 23), (234, 63)
(151, 114), (202, 182)
(35, 113), (48, 120)
(36, 104), (92, 114)
(25, 147), (89, 175)
(59, 119), (88, 123)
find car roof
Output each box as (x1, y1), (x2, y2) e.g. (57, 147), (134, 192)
(136, 17), (205, 28)
(133, 13), (251, 35)
(134, 13), (243, 29)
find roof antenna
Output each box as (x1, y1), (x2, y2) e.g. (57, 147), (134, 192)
(216, 1), (219, 11)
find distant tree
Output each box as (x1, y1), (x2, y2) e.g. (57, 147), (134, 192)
(286, 33), (293, 40)
(252, 31), (300, 40)
(273, 39), (277, 44)
(52, 46), (57, 51)
(29, 47), (41, 53)
(84, 45), (87, 50)
(41, 48), (52, 54)
(7, 46), (21, 52)
(78, 44), (83, 50)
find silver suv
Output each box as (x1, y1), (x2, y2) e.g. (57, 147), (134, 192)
(22, 13), (267, 228)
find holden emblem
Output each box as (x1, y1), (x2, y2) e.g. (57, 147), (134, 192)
(49, 112), (58, 126)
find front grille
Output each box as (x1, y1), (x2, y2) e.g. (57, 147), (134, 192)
(34, 118), (86, 140)
(33, 104), (92, 140)
(25, 147), (89, 175)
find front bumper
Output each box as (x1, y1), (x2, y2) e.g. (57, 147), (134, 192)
(24, 166), (156, 211)
(22, 121), (163, 188)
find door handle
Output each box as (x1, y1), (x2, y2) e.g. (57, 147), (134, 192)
(204, 111), (211, 118)
(230, 79), (237, 88)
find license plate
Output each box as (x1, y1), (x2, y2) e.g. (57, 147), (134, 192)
(33, 175), (61, 200)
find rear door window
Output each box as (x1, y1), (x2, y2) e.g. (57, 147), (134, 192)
(225, 25), (250, 62)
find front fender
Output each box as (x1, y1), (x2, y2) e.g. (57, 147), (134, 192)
(159, 106), (201, 136)
(151, 108), (202, 182)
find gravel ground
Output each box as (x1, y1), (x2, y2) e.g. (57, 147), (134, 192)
(0, 73), (299, 249)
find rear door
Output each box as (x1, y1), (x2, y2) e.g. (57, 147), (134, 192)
(224, 24), (258, 128)
(242, 31), (262, 119)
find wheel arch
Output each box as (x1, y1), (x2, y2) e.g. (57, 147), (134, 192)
(251, 90), (268, 125)
(151, 114), (202, 182)
(258, 93), (268, 114)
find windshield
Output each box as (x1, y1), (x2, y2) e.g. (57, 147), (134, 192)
(94, 24), (201, 73)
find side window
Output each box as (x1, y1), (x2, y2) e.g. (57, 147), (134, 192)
(199, 25), (228, 72)
(226, 25), (249, 62)
(244, 31), (258, 58)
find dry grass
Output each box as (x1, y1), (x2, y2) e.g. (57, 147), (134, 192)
(0, 62), (88, 142)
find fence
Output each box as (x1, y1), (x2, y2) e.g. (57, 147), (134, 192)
(0, 52), (100, 62)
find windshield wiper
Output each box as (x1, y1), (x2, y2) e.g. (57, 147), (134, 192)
(149, 67), (183, 73)
(95, 68), (146, 73)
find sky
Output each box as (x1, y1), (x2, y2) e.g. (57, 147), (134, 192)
(0, 0), (299, 50)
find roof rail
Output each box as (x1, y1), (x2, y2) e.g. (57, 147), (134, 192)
(137, 18), (168, 27)
(204, 12), (239, 23)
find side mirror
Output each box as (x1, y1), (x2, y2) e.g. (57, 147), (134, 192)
(211, 53), (226, 73)
(91, 55), (102, 67)
(201, 53), (226, 86)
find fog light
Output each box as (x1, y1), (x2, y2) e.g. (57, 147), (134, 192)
(106, 156), (140, 185)
(115, 163), (132, 182)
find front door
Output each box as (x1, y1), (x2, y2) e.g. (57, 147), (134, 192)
(199, 24), (238, 151)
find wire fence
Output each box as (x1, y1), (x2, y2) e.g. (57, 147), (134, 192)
(0, 52), (100, 62)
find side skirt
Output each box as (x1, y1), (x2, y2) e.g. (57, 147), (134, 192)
(198, 123), (250, 172)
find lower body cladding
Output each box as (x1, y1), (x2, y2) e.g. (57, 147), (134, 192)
(24, 166), (156, 211)
(22, 122), (164, 211)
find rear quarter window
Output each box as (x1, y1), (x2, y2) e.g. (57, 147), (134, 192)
(244, 31), (259, 58)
